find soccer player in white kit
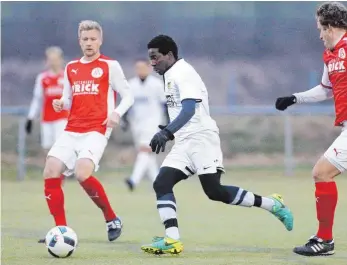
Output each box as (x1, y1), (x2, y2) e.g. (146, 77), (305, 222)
(123, 59), (169, 191)
(26, 46), (68, 152)
(140, 35), (294, 255)
(276, 2), (347, 256)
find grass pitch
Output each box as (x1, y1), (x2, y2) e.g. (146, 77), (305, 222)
(2, 168), (347, 265)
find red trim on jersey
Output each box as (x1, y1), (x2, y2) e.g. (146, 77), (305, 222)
(40, 70), (69, 122)
(320, 82), (332, 89)
(64, 54), (117, 134)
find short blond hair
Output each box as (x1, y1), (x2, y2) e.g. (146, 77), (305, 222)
(78, 20), (103, 38)
(45, 46), (63, 57)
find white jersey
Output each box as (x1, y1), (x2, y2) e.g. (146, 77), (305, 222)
(128, 75), (166, 127)
(163, 59), (218, 140)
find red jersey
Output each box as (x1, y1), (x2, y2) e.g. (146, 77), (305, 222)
(62, 54), (132, 134)
(323, 33), (347, 126)
(28, 71), (69, 122)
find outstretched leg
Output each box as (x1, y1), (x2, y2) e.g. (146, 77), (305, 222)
(198, 170), (294, 231)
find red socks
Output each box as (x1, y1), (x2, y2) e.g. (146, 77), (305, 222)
(44, 178), (67, 226)
(44, 176), (116, 225)
(80, 176), (116, 222)
(315, 182), (338, 240)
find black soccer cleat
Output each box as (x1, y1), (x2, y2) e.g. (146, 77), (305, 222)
(125, 178), (135, 191)
(38, 238), (45, 244)
(293, 235), (335, 256)
(107, 217), (123, 241)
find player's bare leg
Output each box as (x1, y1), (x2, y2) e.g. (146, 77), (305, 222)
(293, 157), (339, 256)
(275, 1), (347, 255)
(38, 156), (67, 243)
(42, 149), (65, 183)
(126, 146), (158, 191)
(75, 158), (122, 241)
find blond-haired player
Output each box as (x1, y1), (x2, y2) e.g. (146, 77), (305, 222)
(38, 20), (134, 243)
(26, 46), (68, 151)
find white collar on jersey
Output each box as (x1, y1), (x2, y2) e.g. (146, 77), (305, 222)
(79, 56), (100, 64)
(164, 58), (185, 76)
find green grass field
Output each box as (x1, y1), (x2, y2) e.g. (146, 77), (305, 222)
(2, 168), (347, 265)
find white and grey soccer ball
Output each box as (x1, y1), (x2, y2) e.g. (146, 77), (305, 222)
(45, 226), (78, 258)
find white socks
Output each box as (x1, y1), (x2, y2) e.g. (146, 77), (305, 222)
(166, 227), (180, 240)
(129, 152), (159, 185)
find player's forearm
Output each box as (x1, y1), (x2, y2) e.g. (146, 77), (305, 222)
(61, 95), (72, 110)
(27, 96), (41, 119)
(114, 88), (134, 117)
(293, 84), (333, 104)
(166, 99), (196, 134)
(62, 71), (72, 110)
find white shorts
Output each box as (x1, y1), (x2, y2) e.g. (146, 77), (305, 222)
(161, 130), (224, 176)
(324, 127), (347, 172)
(47, 131), (108, 176)
(40, 119), (68, 149)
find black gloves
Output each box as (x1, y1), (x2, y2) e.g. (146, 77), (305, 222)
(25, 119), (33, 134)
(149, 125), (174, 154)
(275, 95), (297, 111)
(120, 112), (129, 132)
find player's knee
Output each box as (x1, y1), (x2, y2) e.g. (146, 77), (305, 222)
(75, 158), (94, 182)
(199, 171), (229, 203)
(153, 173), (173, 197)
(43, 156), (64, 179)
(153, 167), (187, 197)
(312, 157), (340, 183)
(312, 169), (334, 183)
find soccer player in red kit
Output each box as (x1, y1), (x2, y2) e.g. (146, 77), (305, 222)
(276, 2), (347, 256)
(39, 20), (134, 243)
(26, 47), (68, 152)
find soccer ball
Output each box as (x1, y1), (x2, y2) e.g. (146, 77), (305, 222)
(45, 226), (78, 258)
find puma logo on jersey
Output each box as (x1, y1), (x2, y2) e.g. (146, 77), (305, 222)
(72, 83), (99, 95)
(45, 194), (51, 200)
(333, 148), (341, 157)
(71, 69), (78, 74)
(328, 61), (345, 73)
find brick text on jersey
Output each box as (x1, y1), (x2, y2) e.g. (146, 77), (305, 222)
(72, 80), (99, 95)
(45, 86), (64, 96)
(328, 59), (346, 74)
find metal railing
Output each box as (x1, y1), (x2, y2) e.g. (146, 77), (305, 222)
(1, 105), (335, 180)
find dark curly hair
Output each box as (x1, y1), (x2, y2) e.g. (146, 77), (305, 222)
(147, 35), (178, 60)
(316, 2), (347, 29)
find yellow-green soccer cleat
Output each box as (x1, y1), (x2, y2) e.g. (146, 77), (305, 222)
(269, 193), (294, 231)
(141, 236), (184, 255)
